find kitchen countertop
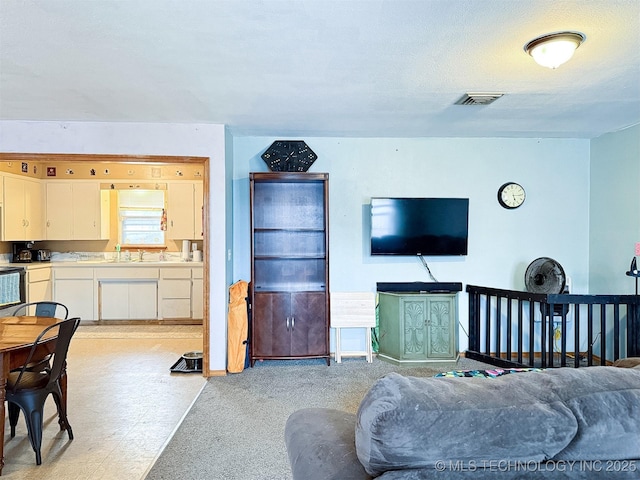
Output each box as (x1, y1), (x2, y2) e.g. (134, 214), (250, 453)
(3, 261), (203, 267)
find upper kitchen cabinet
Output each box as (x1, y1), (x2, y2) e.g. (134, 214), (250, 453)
(73, 183), (103, 239)
(45, 181), (105, 240)
(194, 181), (204, 240)
(167, 182), (204, 240)
(45, 182), (72, 239)
(2, 175), (44, 241)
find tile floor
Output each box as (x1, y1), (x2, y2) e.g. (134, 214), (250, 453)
(2, 325), (206, 479)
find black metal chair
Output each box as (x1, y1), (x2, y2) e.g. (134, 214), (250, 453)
(6, 317), (81, 465)
(11, 302), (70, 373)
(12, 301), (69, 319)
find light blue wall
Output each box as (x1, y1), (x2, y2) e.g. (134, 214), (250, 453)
(233, 136), (591, 351)
(589, 124), (640, 294)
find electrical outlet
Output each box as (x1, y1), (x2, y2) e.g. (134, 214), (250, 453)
(635, 242), (640, 256)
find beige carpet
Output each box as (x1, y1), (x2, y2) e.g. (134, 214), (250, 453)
(145, 356), (493, 480)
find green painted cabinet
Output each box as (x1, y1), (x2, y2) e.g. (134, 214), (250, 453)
(378, 292), (458, 364)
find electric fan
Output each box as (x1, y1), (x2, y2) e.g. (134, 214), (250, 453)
(525, 257), (569, 319)
(524, 257), (567, 294)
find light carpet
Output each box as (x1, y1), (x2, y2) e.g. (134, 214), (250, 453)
(144, 356), (492, 480)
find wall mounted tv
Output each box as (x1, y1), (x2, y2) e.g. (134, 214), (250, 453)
(370, 197), (469, 256)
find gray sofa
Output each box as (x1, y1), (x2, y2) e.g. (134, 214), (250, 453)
(285, 366), (640, 479)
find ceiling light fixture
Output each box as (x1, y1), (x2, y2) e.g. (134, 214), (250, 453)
(524, 31), (586, 69)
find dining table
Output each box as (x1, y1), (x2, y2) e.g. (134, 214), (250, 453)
(0, 316), (63, 475)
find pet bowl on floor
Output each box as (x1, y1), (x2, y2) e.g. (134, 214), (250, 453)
(182, 351), (203, 370)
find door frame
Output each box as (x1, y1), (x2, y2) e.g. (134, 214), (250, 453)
(0, 152), (211, 374)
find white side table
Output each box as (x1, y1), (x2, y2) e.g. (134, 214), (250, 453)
(330, 292), (376, 363)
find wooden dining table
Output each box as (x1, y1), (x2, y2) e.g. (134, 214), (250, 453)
(0, 316), (62, 475)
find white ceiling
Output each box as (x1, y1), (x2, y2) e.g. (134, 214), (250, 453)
(1, 0), (639, 139)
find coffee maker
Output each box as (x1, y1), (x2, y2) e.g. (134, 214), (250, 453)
(12, 242), (34, 263)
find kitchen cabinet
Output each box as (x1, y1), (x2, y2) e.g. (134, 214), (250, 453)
(51, 264), (201, 322)
(194, 181), (204, 239)
(159, 267), (192, 319)
(167, 182), (203, 240)
(3, 175), (44, 241)
(249, 172), (330, 365)
(72, 182), (102, 239)
(96, 267), (159, 320)
(45, 182), (72, 239)
(159, 266), (203, 320)
(45, 181), (103, 240)
(100, 281), (158, 320)
(378, 292), (458, 364)
(26, 265), (52, 304)
(53, 267), (95, 321)
(191, 267), (204, 319)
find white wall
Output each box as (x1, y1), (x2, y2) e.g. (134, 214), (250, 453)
(233, 136), (591, 352)
(589, 124), (640, 294)
(0, 120), (231, 373)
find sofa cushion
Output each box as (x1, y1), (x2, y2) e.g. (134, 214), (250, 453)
(547, 367), (640, 461)
(285, 408), (372, 480)
(355, 371), (578, 477)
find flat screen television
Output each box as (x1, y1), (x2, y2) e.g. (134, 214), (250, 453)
(370, 197), (469, 256)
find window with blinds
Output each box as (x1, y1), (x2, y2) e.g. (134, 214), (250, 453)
(119, 190), (166, 246)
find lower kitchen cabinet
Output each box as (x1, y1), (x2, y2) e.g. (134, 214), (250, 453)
(100, 281), (158, 320)
(159, 268), (191, 319)
(52, 264), (202, 321)
(191, 267), (204, 320)
(378, 292), (458, 364)
(96, 267), (159, 320)
(53, 268), (95, 321)
(251, 292), (328, 364)
(26, 265), (52, 304)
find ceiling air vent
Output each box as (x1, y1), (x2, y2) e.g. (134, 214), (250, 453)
(454, 93), (504, 106)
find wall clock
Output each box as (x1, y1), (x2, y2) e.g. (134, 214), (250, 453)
(261, 140), (317, 172)
(497, 182), (526, 209)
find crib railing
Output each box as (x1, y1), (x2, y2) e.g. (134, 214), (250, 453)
(466, 284), (640, 368)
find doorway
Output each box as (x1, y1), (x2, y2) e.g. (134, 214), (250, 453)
(0, 152), (211, 373)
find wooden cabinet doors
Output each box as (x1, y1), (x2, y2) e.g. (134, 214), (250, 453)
(252, 292), (327, 359)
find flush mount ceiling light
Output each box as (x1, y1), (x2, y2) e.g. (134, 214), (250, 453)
(524, 31), (586, 69)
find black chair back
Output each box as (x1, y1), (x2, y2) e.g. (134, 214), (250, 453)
(9, 317), (80, 393)
(12, 301), (69, 319)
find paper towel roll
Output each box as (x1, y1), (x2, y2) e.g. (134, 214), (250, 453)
(182, 240), (191, 260)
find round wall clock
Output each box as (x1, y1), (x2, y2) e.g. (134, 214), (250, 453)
(497, 182), (526, 209)
(261, 140), (317, 172)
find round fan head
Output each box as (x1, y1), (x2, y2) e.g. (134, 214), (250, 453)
(524, 257), (566, 294)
